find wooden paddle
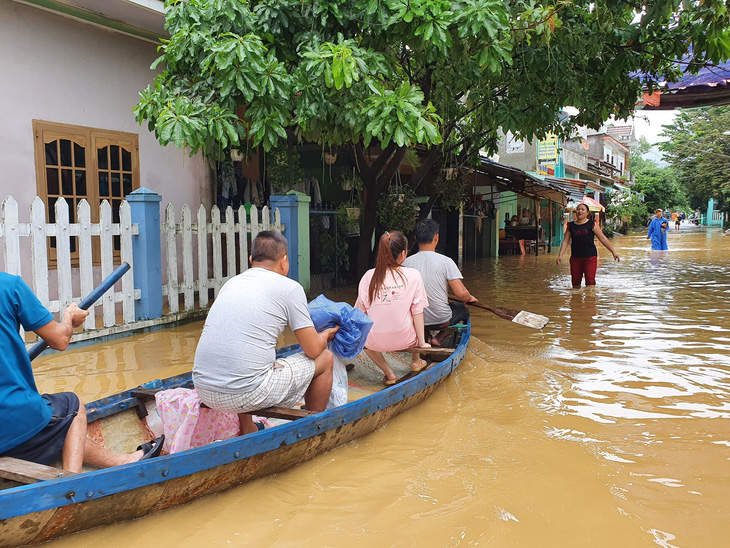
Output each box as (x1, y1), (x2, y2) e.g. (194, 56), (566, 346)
(27, 262), (131, 361)
(449, 297), (549, 330)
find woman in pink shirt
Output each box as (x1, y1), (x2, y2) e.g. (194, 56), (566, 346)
(355, 231), (431, 385)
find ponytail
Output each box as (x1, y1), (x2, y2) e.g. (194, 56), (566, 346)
(368, 231), (408, 303)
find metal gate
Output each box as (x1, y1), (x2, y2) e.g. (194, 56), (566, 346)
(309, 209), (358, 293)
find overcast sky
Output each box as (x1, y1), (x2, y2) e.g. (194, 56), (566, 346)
(616, 109), (679, 166)
(628, 110), (679, 144)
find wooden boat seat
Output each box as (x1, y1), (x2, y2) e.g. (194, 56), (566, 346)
(402, 347), (455, 355)
(130, 388), (317, 421)
(0, 457), (75, 484)
(240, 407), (317, 421)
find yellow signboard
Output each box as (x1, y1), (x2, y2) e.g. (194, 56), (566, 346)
(537, 134), (558, 161)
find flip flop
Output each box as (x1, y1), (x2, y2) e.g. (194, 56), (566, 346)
(137, 434), (165, 460)
(410, 359), (428, 373)
(383, 376), (397, 386)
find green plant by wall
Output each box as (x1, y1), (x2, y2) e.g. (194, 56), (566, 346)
(266, 147), (305, 191)
(376, 185), (419, 233)
(319, 208), (354, 272)
(401, 148), (421, 170)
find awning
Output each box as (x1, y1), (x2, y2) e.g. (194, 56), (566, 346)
(543, 177), (586, 203)
(475, 157), (570, 206)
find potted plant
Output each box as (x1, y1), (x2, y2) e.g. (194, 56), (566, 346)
(338, 170), (363, 220)
(434, 169), (469, 211)
(376, 185), (420, 233)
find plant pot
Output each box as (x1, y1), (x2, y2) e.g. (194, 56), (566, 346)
(346, 207), (361, 221)
(323, 153), (337, 165)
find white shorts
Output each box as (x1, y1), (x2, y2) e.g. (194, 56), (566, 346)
(195, 352), (316, 413)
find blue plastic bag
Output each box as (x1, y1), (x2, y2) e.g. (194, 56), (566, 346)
(308, 294), (373, 359)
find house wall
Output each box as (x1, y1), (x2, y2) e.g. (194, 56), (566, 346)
(562, 147), (589, 174)
(0, 1), (212, 215)
(497, 132), (538, 173)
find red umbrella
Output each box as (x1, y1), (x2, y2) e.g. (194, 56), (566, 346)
(582, 196), (605, 212)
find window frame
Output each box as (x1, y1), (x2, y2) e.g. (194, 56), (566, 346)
(32, 120), (140, 266)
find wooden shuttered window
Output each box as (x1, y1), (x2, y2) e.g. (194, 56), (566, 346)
(33, 120), (140, 265)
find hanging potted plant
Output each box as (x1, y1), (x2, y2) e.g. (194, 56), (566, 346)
(434, 169), (470, 211)
(376, 184), (420, 233)
(338, 170), (363, 218)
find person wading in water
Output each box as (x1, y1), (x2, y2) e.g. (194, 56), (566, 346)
(557, 203), (620, 288)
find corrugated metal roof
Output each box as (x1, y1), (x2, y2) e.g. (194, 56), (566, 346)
(476, 156), (570, 205)
(639, 60), (730, 109)
(606, 126), (633, 137)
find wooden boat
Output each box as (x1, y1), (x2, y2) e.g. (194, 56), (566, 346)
(0, 323), (469, 547)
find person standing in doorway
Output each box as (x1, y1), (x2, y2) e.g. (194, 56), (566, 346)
(647, 209), (669, 250)
(557, 203), (621, 288)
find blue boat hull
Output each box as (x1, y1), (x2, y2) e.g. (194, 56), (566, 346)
(0, 324), (469, 546)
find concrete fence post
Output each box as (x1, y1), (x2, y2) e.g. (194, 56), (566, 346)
(270, 191), (311, 291)
(127, 187), (163, 320)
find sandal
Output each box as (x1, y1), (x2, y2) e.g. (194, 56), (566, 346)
(137, 434), (165, 460)
(383, 376), (397, 386)
(410, 359), (428, 373)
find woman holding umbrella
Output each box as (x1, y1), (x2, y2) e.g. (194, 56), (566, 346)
(557, 202), (621, 288)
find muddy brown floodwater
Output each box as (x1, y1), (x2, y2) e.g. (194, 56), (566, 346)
(34, 224), (730, 547)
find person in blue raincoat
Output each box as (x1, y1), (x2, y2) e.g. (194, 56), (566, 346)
(647, 209), (669, 250)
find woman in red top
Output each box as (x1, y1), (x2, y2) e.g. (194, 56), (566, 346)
(557, 203), (620, 288)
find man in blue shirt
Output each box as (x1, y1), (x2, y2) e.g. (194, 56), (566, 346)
(647, 209), (669, 250)
(0, 273), (162, 472)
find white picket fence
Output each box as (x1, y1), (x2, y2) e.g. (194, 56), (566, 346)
(1, 195), (283, 345)
(0, 196), (138, 334)
(162, 203), (282, 313)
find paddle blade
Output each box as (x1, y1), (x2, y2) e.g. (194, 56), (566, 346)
(512, 310), (549, 330)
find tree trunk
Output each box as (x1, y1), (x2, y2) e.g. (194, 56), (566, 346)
(352, 143), (408, 276)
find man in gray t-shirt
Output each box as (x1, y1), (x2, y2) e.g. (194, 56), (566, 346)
(193, 231), (338, 435)
(403, 219), (477, 346)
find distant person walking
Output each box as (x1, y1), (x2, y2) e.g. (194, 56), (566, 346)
(647, 209), (669, 250)
(557, 203), (620, 288)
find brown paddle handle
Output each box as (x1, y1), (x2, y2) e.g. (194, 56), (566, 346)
(449, 296), (518, 321)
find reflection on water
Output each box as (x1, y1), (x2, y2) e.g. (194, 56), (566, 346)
(37, 226), (730, 547)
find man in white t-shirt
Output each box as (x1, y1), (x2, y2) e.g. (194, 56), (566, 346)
(193, 231), (338, 435)
(403, 219), (478, 346)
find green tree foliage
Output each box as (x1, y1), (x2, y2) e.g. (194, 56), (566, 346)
(628, 137), (688, 217)
(606, 190), (650, 233)
(135, 0), (730, 272)
(659, 107), (730, 210)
